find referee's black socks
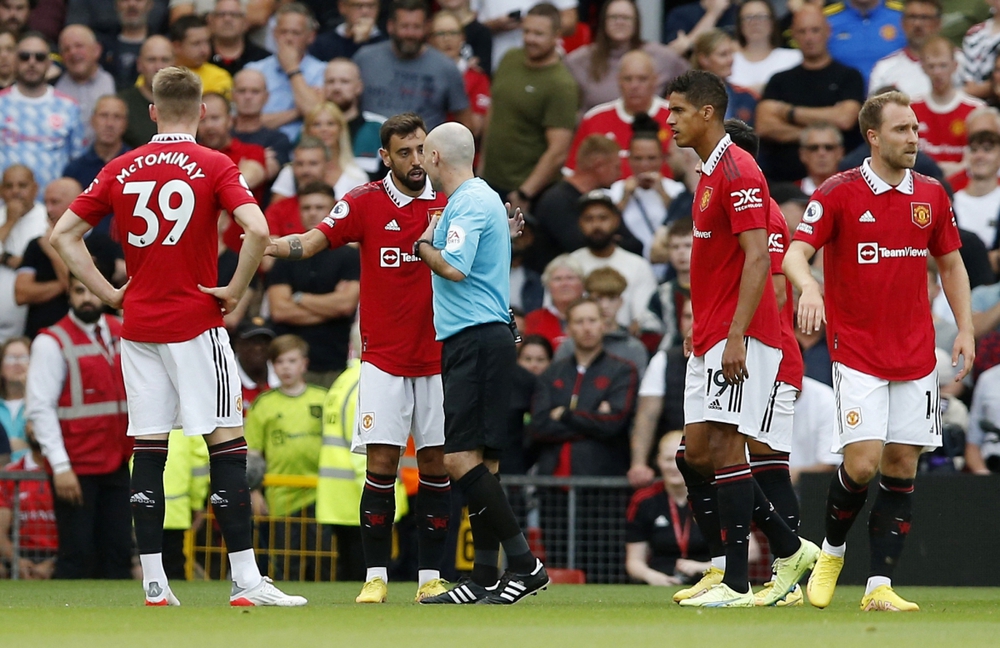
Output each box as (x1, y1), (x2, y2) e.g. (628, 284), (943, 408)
(456, 463), (534, 575)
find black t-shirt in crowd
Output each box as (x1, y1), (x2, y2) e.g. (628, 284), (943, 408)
(211, 40), (271, 78)
(18, 233), (121, 339)
(266, 246), (360, 373)
(626, 482), (710, 578)
(760, 61), (866, 182)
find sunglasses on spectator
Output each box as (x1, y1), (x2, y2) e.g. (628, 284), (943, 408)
(802, 144), (839, 152)
(17, 51), (47, 62)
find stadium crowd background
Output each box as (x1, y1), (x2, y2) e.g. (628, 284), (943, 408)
(1, 0), (1000, 584)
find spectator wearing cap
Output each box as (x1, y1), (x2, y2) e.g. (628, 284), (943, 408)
(569, 191), (658, 333)
(797, 123), (844, 195)
(232, 317), (279, 414)
(531, 134), (623, 273)
(553, 267), (649, 379)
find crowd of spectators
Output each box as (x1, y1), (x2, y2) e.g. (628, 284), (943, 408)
(1, 0), (1000, 583)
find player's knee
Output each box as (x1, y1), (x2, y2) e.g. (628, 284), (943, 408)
(843, 455), (880, 485)
(879, 446), (920, 480)
(365, 444), (401, 475)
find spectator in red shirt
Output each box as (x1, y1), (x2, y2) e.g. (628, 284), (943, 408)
(945, 106), (1000, 192)
(262, 136), (328, 250)
(0, 423), (58, 579)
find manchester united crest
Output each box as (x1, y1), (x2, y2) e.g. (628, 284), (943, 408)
(911, 202), (932, 229)
(700, 187), (713, 211)
(361, 412), (375, 432)
(845, 407), (862, 429)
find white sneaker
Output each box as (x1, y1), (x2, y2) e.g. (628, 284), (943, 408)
(145, 582), (181, 606)
(230, 576), (308, 607)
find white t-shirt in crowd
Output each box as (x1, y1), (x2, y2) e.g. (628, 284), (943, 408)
(569, 245), (658, 329)
(730, 48), (802, 91)
(270, 163), (369, 200)
(953, 186), (1000, 249)
(608, 177), (686, 262)
(638, 349), (667, 397)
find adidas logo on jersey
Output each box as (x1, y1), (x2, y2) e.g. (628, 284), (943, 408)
(210, 493), (229, 506)
(384, 219), (401, 231)
(708, 399), (723, 411)
(859, 210), (876, 223)
(130, 492), (153, 505)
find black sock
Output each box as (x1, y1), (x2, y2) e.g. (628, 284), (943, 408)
(716, 464), (754, 593)
(467, 472), (501, 586)
(868, 476), (914, 578)
(676, 444), (723, 559)
(208, 437), (253, 554)
(456, 464), (533, 574)
(750, 453), (800, 532)
(360, 470), (396, 572)
(750, 479), (801, 558)
(416, 472), (451, 573)
(825, 464), (870, 547)
(131, 438), (169, 555)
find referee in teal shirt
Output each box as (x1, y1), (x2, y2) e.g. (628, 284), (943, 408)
(413, 122), (548, 606)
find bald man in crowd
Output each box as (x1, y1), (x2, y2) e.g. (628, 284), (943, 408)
(56, 25), (117, 140)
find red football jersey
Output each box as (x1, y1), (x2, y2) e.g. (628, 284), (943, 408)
(792, 161), (962, 380)
(0, 457), (58, 551)
(690, 136), (782, 355)
(219, 138), (268, 251)
(315, 175), (445, 377)
(911, 93), (983, 164)
(767, 198), (804, 390)
(70, 134), (257, 343)
(565, 97), (673, 179)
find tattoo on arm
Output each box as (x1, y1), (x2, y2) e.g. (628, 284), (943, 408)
(288, 236), (303, 260)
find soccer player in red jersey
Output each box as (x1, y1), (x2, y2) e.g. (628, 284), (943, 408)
(264, 113), (455, 604)
(49, 67), (306, 608)
(665, 71), (818, 608)
(784, 91), (975, 612)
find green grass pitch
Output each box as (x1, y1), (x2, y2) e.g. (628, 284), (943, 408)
(1, 582), (997, 648)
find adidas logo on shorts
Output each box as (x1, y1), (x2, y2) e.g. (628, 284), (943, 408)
(708, 399), (723, 411)
(210, 493), (229, 506)
(130, 492), (153, 505)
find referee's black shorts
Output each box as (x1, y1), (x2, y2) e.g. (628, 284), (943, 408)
(440, 322), (516, 459)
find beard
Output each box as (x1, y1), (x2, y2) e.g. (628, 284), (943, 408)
(392, 35), (422, 59)
(584, 232), (614, 252)
(72, 304), (102, 324)
(394, 167), (426, 192)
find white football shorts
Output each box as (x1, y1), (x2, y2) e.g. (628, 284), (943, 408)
(121, 327), (243, 436)
(756, 381), (798, 453)
(351, 361), (445, 454)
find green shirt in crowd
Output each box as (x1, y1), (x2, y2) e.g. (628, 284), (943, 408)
(245, 385), (327, 517)
(481, 48), (579, 192)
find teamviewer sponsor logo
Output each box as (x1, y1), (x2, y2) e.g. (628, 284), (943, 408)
(858, 242), (878, 264)
(381, 247), (400, 267)
(380, 247), (420, 267)
(730, 188), (763, 212)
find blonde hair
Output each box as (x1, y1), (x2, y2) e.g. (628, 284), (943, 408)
(858, 90), (911, 143)
(305, 101), (358, 172)
(152, 66), (203, 123)
(269, 334), (309, 362)
(584, 267), (627, 297)
(690, 29), (732, 71)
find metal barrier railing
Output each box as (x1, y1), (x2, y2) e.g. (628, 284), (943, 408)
(0, 470), (53, 581)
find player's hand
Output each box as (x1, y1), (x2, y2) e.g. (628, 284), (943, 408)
(646, 571), (681, 586)
(721, 334), (748, 385)
(797, 284), (826, 334)
(263, 235), (283, 258)
(107, 278), (130, 310)
(505, 202), (524, 238)
(627, 464), (656, 489)
(418, 213), (440, 244)
(952, 329), (976, 382)
(198, 284), (240, 314)
(683, 331), (693, 358)
(53, 470), (83, 506)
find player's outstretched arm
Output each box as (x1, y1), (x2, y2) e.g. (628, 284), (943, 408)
(936, 249), (976, 381)
(264, 230), (329, 261)
(782, 240), (824, 333)
(50, 210), (124, 308)
(201, 203), (269, 314)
